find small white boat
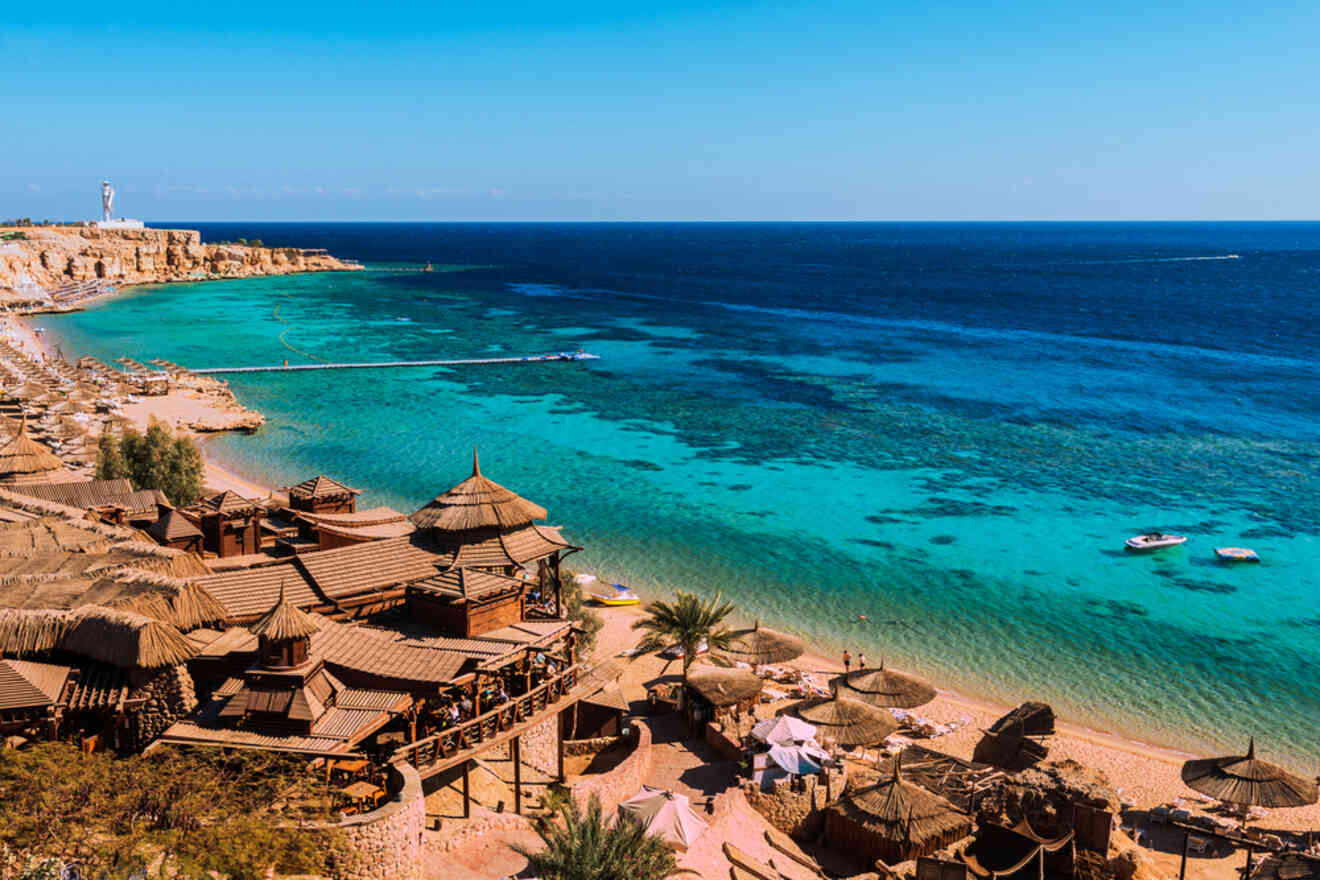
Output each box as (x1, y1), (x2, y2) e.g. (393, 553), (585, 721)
(1125, 532), (1188, 552)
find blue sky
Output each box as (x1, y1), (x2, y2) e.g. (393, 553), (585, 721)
(4, 0), (1318, 221)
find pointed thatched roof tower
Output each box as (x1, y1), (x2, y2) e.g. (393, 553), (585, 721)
(249, 582), (320, 669)
(411, 448), (547, 532)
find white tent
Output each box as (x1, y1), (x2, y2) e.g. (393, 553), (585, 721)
(751, 714), (817, 746)
(617, 786), (708, 851)
(767, 743), (825, 776)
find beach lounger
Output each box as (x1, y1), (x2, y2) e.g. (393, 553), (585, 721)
(1150, 806), (1169, 824)
(1187, 836), (1211, 855)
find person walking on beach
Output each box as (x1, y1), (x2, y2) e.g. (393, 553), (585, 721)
(843, 650), (852, 673)
(858, 652), (867, 669)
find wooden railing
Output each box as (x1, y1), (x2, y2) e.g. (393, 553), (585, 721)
(391, 665), (580, 770)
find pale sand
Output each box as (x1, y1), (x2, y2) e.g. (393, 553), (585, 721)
(6, 314), (276, 501)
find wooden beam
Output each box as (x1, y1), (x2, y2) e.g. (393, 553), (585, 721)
(513, 735), (522, 815)
(557, 707), (566, 782)
(462, 760), (470, 819)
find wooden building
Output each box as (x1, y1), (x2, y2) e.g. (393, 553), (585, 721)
(285, 475), (361, 515)
(406, 568), (532, 637)
(409, 449), (579, 615)
(684, 665), (763, 731)
(191, 491), (264, 558)
(146, 508), (204, 553)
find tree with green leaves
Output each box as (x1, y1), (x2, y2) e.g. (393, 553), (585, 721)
(512, 794), (689, 880)
(96, 419), (205, 506)
(632, 590), (736, 683)
(0, 743), (342, 880)
(559, 566), (603, 655)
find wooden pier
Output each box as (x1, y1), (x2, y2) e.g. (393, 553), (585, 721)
(191, 352), (599, 375)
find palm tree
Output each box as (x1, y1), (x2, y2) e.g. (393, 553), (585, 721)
(631, 591), (736, 684)
(512, 794), (686, 880)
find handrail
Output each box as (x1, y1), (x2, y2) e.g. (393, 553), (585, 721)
(391, 664), (581, 767)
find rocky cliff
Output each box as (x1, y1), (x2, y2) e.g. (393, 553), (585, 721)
(0, 225), (360, 297)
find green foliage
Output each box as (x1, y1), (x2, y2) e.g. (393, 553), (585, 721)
(560, 566), (603, 655)
(0, 743), (341, 880)
(512, 794), (688, 880)
(248, 239), (264, 248)
(631, 590), (736, 680)
(96, 419), (205, 506)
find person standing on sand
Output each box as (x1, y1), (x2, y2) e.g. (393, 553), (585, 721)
(858, 652), (867, 669)
(843, 650), (852, 672)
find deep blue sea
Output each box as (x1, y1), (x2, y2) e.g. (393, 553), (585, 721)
(41, 222), (1320, 768)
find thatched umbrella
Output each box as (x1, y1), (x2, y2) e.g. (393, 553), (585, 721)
(60, 605), (197, 668)
(789, 691), (898, 747)
(686, 665), (763, 707)
(831, 661), (937, 709)
(825, 756), (973, 866)
(716, 620), (805, 667)
(0, 416), (67, 484)
(1181, 739), (1318, 809)
(411, 447), (547, 532)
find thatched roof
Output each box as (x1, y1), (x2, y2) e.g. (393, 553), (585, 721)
(198, 490), (261, 516)
(146, 509), (203, 543)
(717, 622), (805, 666)
(287, 475), (361, 501)
(831, 757), (972, 845)
(0, 607), (67, 655)
(973, 730), (1049, 771)
(410, 448), (547, 533)
(988, 701), (1055, 737)
(1181, 739), (1318, 808)
(686, 665), (763, 707)
(0, 605), (196, 668)
(0, 417), (65, 481)
(832, 662), (936, 710)
(789, 693), (898, 746)
(249, 582), (320, 641)
(104, 575), (229, 631)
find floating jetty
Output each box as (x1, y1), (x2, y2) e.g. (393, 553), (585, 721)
(190, 352), (600, 375)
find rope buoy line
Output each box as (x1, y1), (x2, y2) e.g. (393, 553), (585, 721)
(273, 304), (330, 364)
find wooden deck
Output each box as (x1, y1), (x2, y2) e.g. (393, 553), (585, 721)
(391, 664), (584, 779)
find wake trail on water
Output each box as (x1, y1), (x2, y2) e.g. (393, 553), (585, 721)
(1074, 254), (1241, 265)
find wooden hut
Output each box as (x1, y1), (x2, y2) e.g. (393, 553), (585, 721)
(406, 568), (532, 637)
(193, 491), (264, 558)
(409, 449), (580, 614)
(285, 475), (361, 515)
(146, 508), (204, 553)
(685, 665), (762, 730)
(825, 757), (973, 868)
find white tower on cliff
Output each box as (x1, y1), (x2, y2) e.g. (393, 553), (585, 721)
(95, 179), (143, 229)
(100, 180), (114, 222)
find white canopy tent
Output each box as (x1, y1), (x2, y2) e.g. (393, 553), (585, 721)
(751, 714), (818, 746)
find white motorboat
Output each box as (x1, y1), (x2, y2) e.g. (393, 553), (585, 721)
(1125, 532), (1188, 552)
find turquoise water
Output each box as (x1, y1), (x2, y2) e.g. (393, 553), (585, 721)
(41, 223), (1320, 770)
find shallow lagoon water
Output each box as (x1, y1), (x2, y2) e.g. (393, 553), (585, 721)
(42, 222), (1320, 768)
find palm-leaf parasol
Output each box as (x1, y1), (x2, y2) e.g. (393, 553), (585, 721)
(1181, 738), (1318, 808)
(716, 620), (805, 666)
(831, 660), (936, 709)
(788, 692), (898, 747)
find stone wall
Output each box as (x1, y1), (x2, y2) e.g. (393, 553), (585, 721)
(520, 713), (560, 777)
(569, 719), (653, 810)
(0, 225), (359, 295)
(328, 764), (425, 880)
(743, 764), (847, 839)
(704, 721), (743, 761)
(129, 664), (197, 750)
(564, 735), (620, 757)
(426, 805), (538, 855)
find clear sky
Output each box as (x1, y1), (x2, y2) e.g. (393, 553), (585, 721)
(4, 0), (1318, 221)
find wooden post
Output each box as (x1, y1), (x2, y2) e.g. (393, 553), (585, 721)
(1037, 845), (1044, 880)
(1244, 843), (1253, 878)
(462, 760), (470, 819)
(553, 553), (562, 617)
(557, 707), (566, 782)
(512, 735), (522, 815)
(1179, 830), (1190, 880)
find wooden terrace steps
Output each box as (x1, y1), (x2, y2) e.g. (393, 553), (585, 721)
(391, 664), (583, 779)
